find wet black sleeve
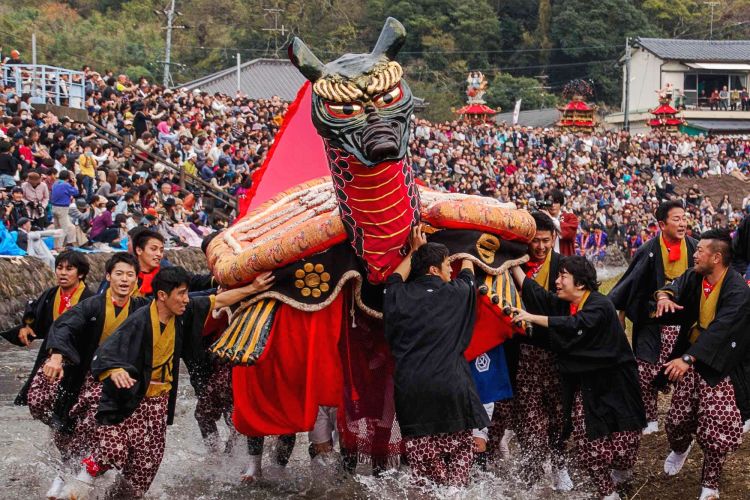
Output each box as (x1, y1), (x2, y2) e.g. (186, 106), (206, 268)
(46, 298), (98, 366)
(547, 300), (607, 354)
(608, 243), (649, 313)
(521, 276), (565, 315)
(687, 280), (750, 373)
(189, 273), (216, 292)
(91, 314), (146, 381)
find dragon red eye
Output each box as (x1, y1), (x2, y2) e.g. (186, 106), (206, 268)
(324, 102), (363, 119)
(374, 85), (402, 108)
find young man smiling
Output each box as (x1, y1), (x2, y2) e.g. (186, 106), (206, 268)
(63, 267), (273, 499)
(510, 256), (645, 500)
(610, 200), (697, 434)
(512, 211), (571, 490)
(41, 252), (150, 498)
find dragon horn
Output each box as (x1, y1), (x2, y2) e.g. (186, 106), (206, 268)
(371, 17), (406, 61)
(288, 37), (325, 82)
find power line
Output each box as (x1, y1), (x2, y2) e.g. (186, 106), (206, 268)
(412, 59), (620, 75)
(156, 41), (626, 57)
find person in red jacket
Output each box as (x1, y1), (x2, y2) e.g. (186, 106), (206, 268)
(544, 190), (579, 257)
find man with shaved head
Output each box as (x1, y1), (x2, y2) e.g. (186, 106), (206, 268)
(654, 228), (750, 500)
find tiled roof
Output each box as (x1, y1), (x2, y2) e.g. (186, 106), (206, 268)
(635, 38), (750, 62)
(181, 58), (307, 101)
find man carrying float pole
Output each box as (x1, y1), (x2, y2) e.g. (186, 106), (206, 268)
(383, 226), (488, 486)
(512, 211), (572, 490)
(41, 252), (149, 498)
(61, 267), (273, 499)
(509, 256), (645, 500)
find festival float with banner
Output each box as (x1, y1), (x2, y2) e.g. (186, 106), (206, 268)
(456, 71), (498, 123)
(559, 79), (596, 132)
(206, 18), (534, 463)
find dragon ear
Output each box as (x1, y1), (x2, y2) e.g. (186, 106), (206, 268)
(288, 37), (325, 82)
(371, 17), (406, 61)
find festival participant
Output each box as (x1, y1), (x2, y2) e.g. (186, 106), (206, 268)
(512, 211), (572, 489)
(510, 257), (645, 500)
(732, 212), (750, 280)
(62, 267), (274, 499)
(1, 251), (92, 413)
(654, 228), (750, 500)
(131, 229), (210, 296)
(383, 226), (488, 486)
(40, 252), (149, 498)
(544, 189), (578, 256)
(242, 434), (297, 482)
(585, 224), (608, 264)
(609, 200), (697, 434)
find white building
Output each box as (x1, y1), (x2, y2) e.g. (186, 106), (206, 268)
(606, 38), (750, 132)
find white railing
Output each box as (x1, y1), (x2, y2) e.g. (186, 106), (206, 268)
(2, 64), (86, 109)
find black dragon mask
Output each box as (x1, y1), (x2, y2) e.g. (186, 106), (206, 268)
(288, 17), (414, 167)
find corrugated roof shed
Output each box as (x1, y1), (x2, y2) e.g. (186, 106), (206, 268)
(183, 57), (428, 107)
(181, 58), (307, 101)
(635, 38), (750, 62)
(494, 108), (561, 128)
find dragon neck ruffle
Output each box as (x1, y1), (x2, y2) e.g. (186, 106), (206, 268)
(325, 143), (420, 284)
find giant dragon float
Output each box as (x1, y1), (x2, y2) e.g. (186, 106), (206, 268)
(205, 18), (535, 462)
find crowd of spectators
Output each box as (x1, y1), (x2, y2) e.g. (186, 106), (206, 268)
(1, 52), (749, 268)
(409, 120), (750, 260)
(0, 61), (287, 265)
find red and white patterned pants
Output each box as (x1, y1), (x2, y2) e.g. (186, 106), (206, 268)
(91, 394), (169, 497)
(26, 365), (58, 426)
(405, 430), (473, 486)
(53, 374), (102, 460)
(666, 370), (743, 489)
(515, 344), (565, 479)
(571, 392), (641, 497)
(637, 325), (680, 421)
(28, 366), (103, 460)
(194, 362), (234, 439)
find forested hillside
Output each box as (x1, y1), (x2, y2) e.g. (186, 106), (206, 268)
(1, 0), (749, 119)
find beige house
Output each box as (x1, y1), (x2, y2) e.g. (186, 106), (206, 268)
(606, 38), (750, 132)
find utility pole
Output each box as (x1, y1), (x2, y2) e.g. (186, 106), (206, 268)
(155, 0), (187, 88)
(262, 4), (287, 58)
(624, 37), (631, 131)
(237, 53), (241, 94)
(705, 1), (720, 40)
(31, 33), (36, 65)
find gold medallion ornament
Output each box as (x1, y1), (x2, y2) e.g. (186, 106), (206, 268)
(476, 233), (501, 264)
(294, 262), (332, 298)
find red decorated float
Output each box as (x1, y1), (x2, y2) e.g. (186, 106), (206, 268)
(456, 71), (498, 123)
(558, 79), (596, 132)
(647, 97), (685, 133)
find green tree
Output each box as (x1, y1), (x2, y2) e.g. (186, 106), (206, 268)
(485, 72), (558, 111)
(550, 0), (661, 104)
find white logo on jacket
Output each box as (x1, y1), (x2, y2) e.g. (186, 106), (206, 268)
(475, 353), (491, 372)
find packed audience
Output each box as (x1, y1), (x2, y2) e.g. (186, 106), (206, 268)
(409, 120), (750, 260)
(0, 65), (287, 264)
(1, 59), (749, 268)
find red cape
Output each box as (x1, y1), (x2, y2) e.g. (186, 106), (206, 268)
(237, 82), (330, 220)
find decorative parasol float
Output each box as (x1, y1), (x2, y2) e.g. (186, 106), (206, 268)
(456, 71), (498, 123)
(647, 97), (685, 133)
(559, 79), (596, 132)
